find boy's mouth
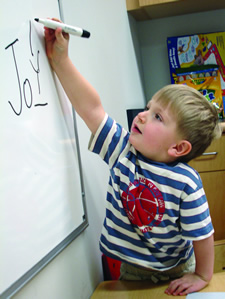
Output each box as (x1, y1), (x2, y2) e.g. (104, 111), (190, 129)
(132, 124), (142, 134)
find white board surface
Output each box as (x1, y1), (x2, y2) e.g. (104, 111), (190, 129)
(0, 0), (87, 297)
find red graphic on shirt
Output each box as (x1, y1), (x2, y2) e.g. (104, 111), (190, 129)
(121, 178), (165, 232)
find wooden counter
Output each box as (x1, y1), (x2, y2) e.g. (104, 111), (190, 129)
(91, 271), (225, 298)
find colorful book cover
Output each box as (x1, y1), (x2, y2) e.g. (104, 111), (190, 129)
(167, 32), (225, 115)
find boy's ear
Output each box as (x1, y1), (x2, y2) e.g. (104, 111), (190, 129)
(168, 140), (192, 158)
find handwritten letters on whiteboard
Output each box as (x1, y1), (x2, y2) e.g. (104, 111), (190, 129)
(5, 21), (48, 116)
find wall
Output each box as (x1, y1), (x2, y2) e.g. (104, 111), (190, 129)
(137, 9), (225, 100)
(12, 1), (145, 298)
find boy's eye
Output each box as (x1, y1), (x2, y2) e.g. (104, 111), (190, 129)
(155, 113), (162, 121)
(144, 106), (149, 111)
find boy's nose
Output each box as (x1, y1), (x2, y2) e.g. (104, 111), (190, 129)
(137, 111), (147, 123)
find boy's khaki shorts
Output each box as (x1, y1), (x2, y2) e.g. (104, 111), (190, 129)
(119, 253), (195, 283)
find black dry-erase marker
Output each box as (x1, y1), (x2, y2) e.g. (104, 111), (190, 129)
(34, 18), (90, 38)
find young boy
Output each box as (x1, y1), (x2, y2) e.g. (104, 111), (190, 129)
(44, 21), (222, 296)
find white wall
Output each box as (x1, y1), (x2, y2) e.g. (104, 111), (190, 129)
(137, 9), (225, 100)
(12, 1), (145, 299)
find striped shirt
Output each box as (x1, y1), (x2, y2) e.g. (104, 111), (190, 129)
(89, 114), (214, 271)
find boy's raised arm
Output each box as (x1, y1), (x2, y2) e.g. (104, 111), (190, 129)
(44, 19), (105, 134)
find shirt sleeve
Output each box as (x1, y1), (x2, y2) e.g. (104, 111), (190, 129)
(180, 175), (214, 241)
(88, 114), (130, 168)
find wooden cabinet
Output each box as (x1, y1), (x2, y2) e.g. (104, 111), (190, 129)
(189, 134), (225, 273)
(189, 134), (225, 242)
(126, 0), (225, 21)
(214, 240), (225, 273)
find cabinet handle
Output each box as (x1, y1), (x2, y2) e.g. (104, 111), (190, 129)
(202, 151), (218, 156)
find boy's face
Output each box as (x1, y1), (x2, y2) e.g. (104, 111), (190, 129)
(129, 99), (181, 163)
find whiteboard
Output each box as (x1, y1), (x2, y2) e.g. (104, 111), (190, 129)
(0, 0), (87, 297)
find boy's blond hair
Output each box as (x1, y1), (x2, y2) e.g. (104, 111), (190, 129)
(152, 84), (221, 162)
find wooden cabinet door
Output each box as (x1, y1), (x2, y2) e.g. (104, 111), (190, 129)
(189, 135), (225, 172)
(214, 240), (225, 273)
(200, 171), (225, 241)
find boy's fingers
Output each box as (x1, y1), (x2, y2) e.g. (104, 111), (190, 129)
(55, 27), (69, 42)
(45, 18), (69, 41)
(51, 17), (62, 23)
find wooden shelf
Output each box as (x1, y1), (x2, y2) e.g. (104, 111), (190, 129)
(126, 0), (225, 21)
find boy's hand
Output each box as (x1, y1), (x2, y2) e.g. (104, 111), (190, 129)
(164, 272), (208, 296)
(44, 18), (69, 67)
